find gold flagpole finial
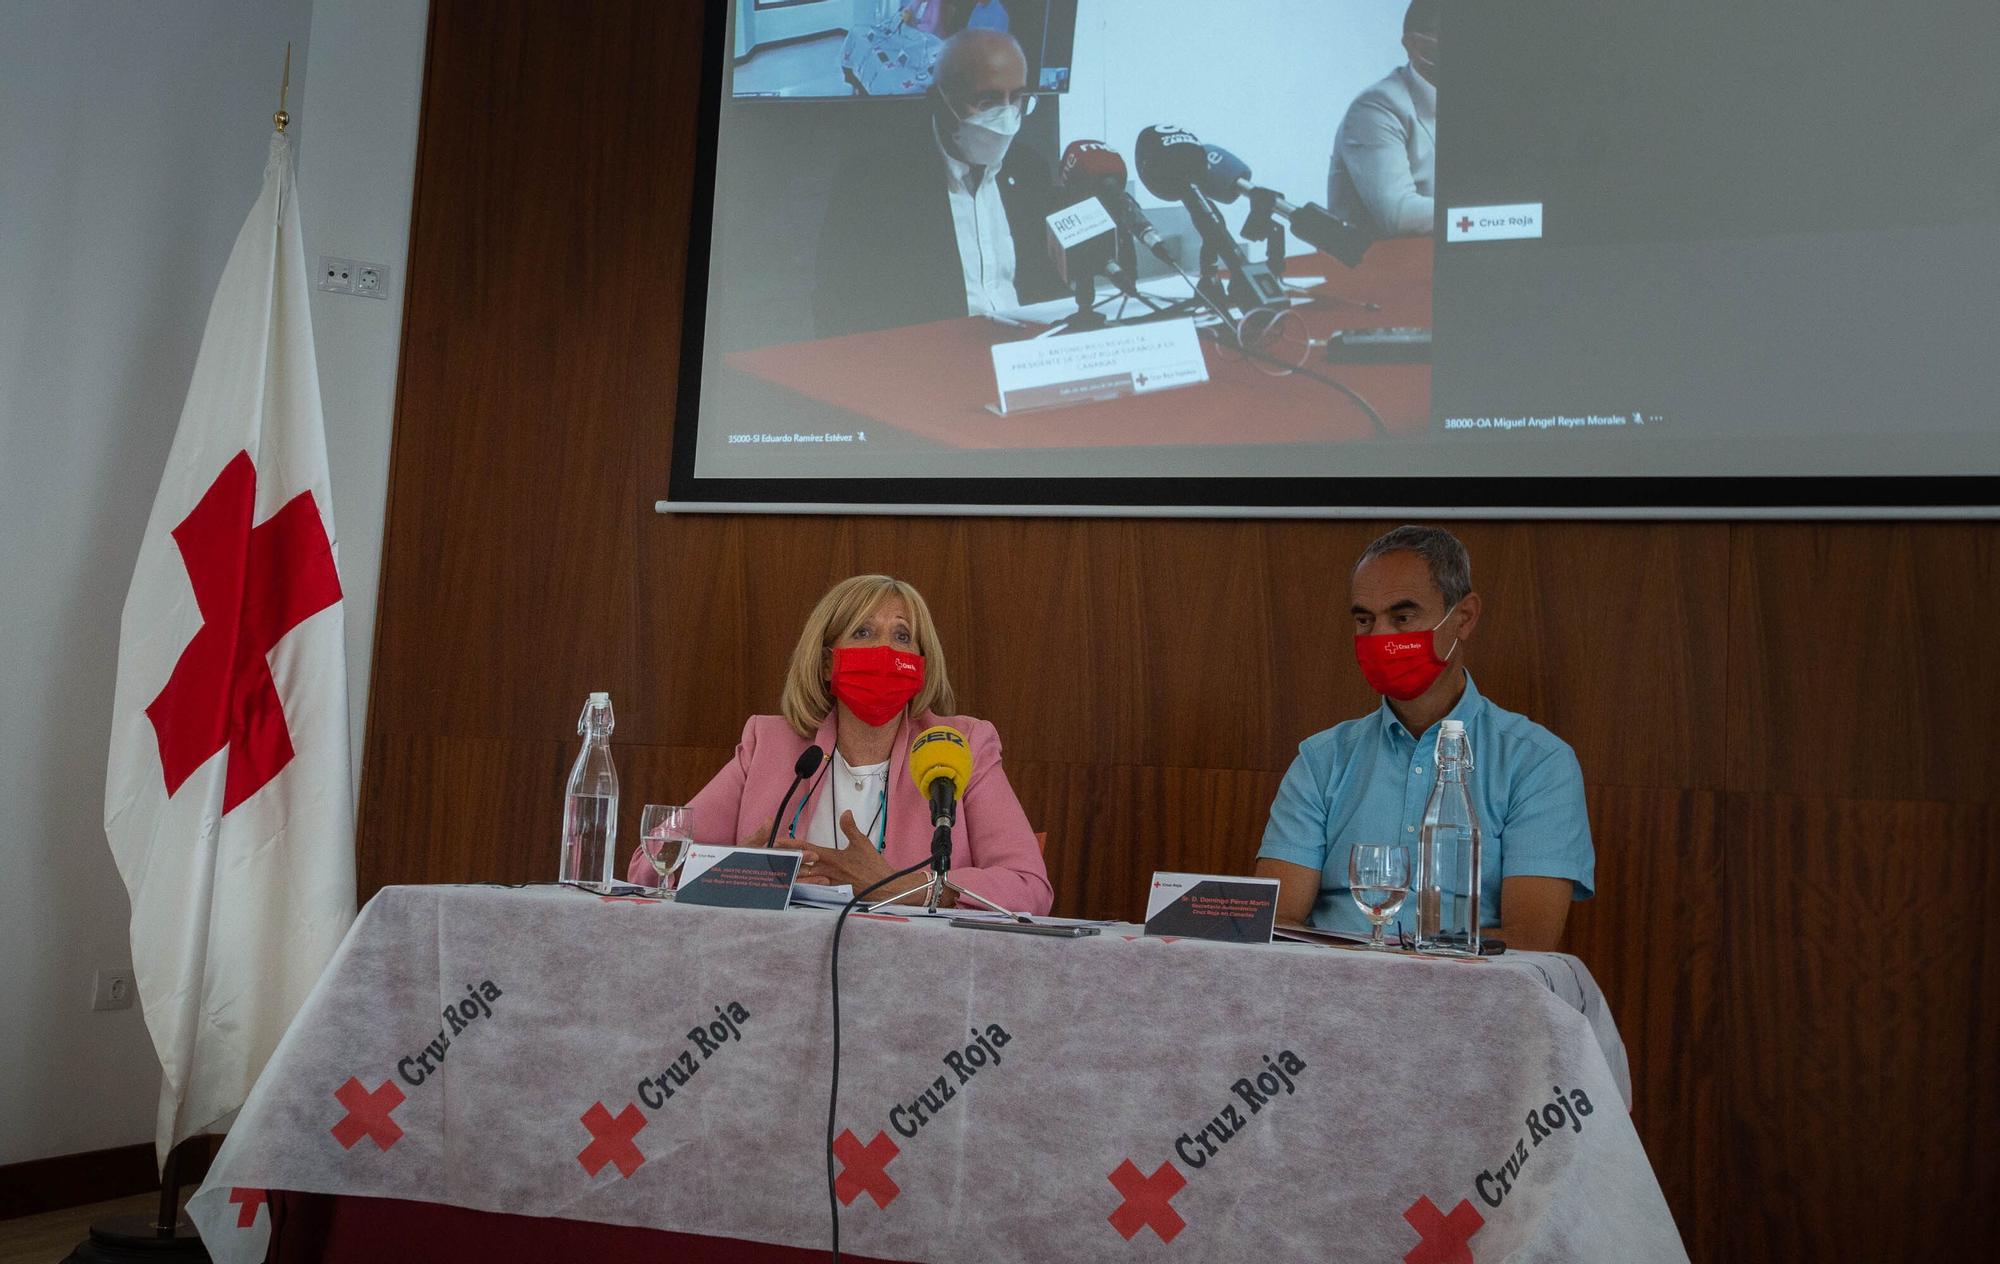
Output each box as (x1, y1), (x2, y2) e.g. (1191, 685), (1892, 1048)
(274, 43), (292, 133)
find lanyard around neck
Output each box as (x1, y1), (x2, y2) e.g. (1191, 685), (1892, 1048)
(788, 755), (888, 850)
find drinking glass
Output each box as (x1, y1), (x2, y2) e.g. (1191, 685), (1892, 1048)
(1348, 842), (1411, 950)
(638, 804), (692, 893)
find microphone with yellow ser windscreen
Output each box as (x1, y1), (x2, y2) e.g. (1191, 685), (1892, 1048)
(908, 725), (972, 829)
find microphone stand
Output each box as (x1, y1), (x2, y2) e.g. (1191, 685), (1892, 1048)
(865, 823), (1033, 921)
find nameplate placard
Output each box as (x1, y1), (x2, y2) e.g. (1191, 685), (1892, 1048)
(989, 317), (1208, 414)
(1144, 873), (1280, 945)
(674, 845), (801, 911)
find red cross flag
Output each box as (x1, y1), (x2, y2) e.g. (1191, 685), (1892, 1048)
(103, 132), (356, 1167)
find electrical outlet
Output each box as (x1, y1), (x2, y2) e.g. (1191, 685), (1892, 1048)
(353, 262), (390, 300)
(92, 968), (137, 1012)
(317, 255), (356, 294)
(318, 256), (390, 299)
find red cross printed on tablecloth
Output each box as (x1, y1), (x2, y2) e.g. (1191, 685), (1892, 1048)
(1456, 216), (1474, 234)
(832, 1128), (901, 1209)
(1119, 935), (1181, 944)
(228, 1187), (267, 1228)
(330, 1077), (405, 1151)
(1107, 1157), (1186, 1243)
(597, 895), (653, 904)
(1403, 1194), (1485, 1264)
(577, 1102), (647, 1178)
(145, 451), (341, 814)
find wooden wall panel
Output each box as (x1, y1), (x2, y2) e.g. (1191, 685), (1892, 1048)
(1726, 524), (1999, 803)
(357, 734), (570, 893)
(1719, 793), (2000, 1260)
(1563, 786), (1724, 1263)
(358, 5), (2000, 1260)
(1463, 523), (1732, 791)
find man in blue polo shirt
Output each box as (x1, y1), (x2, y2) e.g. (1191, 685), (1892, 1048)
(1255, 526), (1593, 951)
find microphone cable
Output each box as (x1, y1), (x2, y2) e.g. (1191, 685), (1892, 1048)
(1105, 194), (1391, 436)
(824, 854), (935, 1262)
(1241, 341), (1391, 437)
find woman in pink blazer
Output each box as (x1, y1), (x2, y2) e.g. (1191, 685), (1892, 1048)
(628, 574), (1053, 916)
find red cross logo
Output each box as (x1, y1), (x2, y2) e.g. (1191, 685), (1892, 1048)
(228, 1188), (267, 1228)
(832, 1128), (901, 1209)
(577, 1102), (647, 1178)
(330, 1077), (405, 1151)
(1456, 216), (1474, 234)
(1403, 1195), (1484, 1264)
(1107, 1158), (1186, 1243)
(145, 451), (341, 813)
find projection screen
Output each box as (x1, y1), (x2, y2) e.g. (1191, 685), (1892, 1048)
(665, 0), (2000, 514)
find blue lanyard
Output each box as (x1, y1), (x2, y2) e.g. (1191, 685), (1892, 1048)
(788, 759), (888, 850)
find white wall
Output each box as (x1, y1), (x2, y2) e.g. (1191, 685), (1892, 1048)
(296, 0), (430, 774)
(0, 0), (426, 1167)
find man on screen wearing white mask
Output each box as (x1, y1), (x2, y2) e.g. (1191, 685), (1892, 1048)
(813, 28), (1062, 338)
(1253, 526), (1594, 952)
(1327, 0), (1438, 237)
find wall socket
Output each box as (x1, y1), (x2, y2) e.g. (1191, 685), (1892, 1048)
(93, 967), (137, 1011)
(317, 256), (390, 300)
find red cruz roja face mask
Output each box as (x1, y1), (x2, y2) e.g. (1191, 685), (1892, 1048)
(1353, 602), (1460, 702)
(829, 645), (926, 727)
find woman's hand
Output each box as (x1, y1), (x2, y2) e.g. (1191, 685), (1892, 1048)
(739, 824), (773, 849)
(795, 811), (900, 894)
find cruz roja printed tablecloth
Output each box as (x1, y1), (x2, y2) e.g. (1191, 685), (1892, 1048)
(189, 884), (1686, 1263)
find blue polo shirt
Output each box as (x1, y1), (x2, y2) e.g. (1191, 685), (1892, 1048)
(1257, 675), (1593, 935)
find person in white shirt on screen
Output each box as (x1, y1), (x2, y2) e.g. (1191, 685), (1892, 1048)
(1327, 0), (1438, 238)
(812, 28), (1061, 338)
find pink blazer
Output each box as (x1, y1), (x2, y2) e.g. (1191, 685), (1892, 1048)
(627, 710), (1054, 917)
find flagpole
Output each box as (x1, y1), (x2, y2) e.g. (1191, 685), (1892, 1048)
(61, 40), (302, 1262)
(274, 42), (291, 134)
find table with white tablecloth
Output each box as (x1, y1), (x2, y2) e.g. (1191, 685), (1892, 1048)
(189, 883), (1686, 1263)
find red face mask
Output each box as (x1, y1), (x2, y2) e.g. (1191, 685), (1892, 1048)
(1353, 603), (1460, 702)
(829, 645), (926, 727)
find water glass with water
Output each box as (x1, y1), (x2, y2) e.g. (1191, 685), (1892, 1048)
(1348, 841), (1411, 950)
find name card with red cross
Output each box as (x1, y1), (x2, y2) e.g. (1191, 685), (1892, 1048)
(1444, 202), (1544, 243)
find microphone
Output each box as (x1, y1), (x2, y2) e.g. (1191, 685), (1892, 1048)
(1044, 197), (1118, 288)
(1197, 143), (1372, 268)
(766, 744), (825, 848)
(908, 726), (972, 829)
(1060, 139), (1174, 263)
(1133, 124), (1212, 201)
(1134, 124), (1286, 312)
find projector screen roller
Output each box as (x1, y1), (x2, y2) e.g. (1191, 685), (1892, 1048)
(668, 0), (2000, 511)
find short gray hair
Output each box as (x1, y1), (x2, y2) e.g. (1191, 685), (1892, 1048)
(1357, 525), (1472, 607)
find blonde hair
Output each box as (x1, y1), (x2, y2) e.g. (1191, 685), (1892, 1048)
(780, 575), (957, 736)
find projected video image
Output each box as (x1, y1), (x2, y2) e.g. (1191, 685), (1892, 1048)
(732, 0), (1078, 99)
(681, 0), (2000, 496)
(700, 0), (1432, 481)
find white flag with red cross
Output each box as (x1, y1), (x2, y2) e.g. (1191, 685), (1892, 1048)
(103, 131), (357, 1167)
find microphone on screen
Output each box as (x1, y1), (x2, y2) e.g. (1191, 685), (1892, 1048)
(1196, 142), (1372, 268)
(1133, 123), (1284, 312)
(1133, 124), (1214, 202)
(766, 744), (825, 848)
(1059, 139), (1174, 263)
(1133, 123), (1249, 269)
